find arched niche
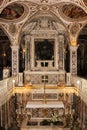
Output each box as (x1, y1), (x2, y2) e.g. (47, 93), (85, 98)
(0, 28), (11, 79)
(19, 15), (70, 85)
(77, 24), (87, 77)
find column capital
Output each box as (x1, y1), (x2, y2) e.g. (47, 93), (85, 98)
(24, 35), (31, 42)
(70, 45), (78, 51)
(58, 34), (64, 43)
(11, 45), (19, 50)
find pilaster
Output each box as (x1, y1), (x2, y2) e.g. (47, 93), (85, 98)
(55, 37), (59, 70)
(11, 46), (19, 76)
(70, 46), (78, 75)
(25, 35), (31, 71)
(30, 36), (35, 70)
(0, 106), (3, 127)
(58, 34), (64, 70)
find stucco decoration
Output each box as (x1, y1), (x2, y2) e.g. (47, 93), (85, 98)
(62, 4), (87, 20)
(39, 5), (49, 12)
(41, 0), (49, 3)
(69, 23), (80, 36)
(0, 3), (24, 20)
(9, 23), (16, 34)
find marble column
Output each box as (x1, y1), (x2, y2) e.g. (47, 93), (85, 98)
(70, 46), (78, 75)
(82, 102), (86, 129)
(58, 34), (64, 70)
(11, 46), (19, 76)
(5, 103), (7, 130)
(30, 36), (35, 70)
(25, 35), (31, 71)
(55, 37), (59, 70)
(7, 101), (10, 128)
(66, 73), (71, 86)
(0, 106), (3, 127)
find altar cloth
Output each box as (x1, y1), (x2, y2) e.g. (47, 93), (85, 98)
(26, 101), (64, 109)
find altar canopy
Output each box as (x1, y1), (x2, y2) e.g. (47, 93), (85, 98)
(26, 101), (64, 109)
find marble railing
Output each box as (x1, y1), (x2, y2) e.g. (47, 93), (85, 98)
(72, 76), (87, 105)
(36, 60), (54, 68)
(0, 76), (17, 106)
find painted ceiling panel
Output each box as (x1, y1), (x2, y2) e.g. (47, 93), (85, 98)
(62, 4), (87, 20)
(83, 0), (87, 6)
(0, 0), (3, 6)
(0, 3), (24, 20)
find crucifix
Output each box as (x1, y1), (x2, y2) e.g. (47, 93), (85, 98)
(42, 75), (48, 103)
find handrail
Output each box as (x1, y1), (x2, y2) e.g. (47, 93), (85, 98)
(0, 76), (17, 106)
(72, 76), (87, 105)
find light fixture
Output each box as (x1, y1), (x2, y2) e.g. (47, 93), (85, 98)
(2, 52), (6, 57)
(12, 79), (15, 87)
(77, 80), (80, 85)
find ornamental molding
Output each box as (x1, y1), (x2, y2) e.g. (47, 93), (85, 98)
(22, 17), (66, 37)
(0, 0), (86, 46)
(0, 0), (86, 24)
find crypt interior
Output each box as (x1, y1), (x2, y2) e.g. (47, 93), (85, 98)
(0, 0), (87, 130)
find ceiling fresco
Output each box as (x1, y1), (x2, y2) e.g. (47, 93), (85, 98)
(83, 0), (87, 6)
(0, 0), (3, 6)
(0, 3), (24, 20)
(62, 4), (87, 20)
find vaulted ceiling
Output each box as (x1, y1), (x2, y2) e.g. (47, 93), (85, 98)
(0, 0), (87, 24)
(0, 0), (86, 47)
(0, 0), (87, 75)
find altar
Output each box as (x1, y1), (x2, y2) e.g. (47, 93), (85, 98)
(26, 101), (64, 109)
(23, 18), (66, 86)
(21, 118), (70, 130)
(25, 101), (65, 119)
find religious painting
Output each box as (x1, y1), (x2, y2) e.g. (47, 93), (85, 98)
(83, 0), (87, 6)
(0, 3), (24, 20)
(0, 0), (3, 6)
(35, 39), (54, 60)
(62, 4), (87, 19)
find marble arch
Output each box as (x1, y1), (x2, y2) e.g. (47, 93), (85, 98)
(20, 14), (69, 85)
(0, 0), (86, 76)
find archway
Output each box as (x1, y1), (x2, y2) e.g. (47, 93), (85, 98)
(0, 28), (11, 79)
(77, 24), (87, 77)
(19, 15), (70, 74)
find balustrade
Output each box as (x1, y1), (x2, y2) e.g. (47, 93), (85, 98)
(36, 60), (54, 68)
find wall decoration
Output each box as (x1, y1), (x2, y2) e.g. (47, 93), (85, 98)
(62, 4), (87, 19)
(0, 3), (24, 20)
(69, 23), (80, 36)
(32, 93), (58, 100)
(9, 23), (16, 34)
(12, 50), (18, 75)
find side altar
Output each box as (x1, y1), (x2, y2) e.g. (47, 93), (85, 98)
(23, 17), (66, 85)
(21, 118), (70, 130)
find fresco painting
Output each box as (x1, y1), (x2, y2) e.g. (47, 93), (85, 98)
(83, 0), (87, 6)
(0, 3), (24, 20)
(62, 4), (87, 19)
(0, 0), (3, 5)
